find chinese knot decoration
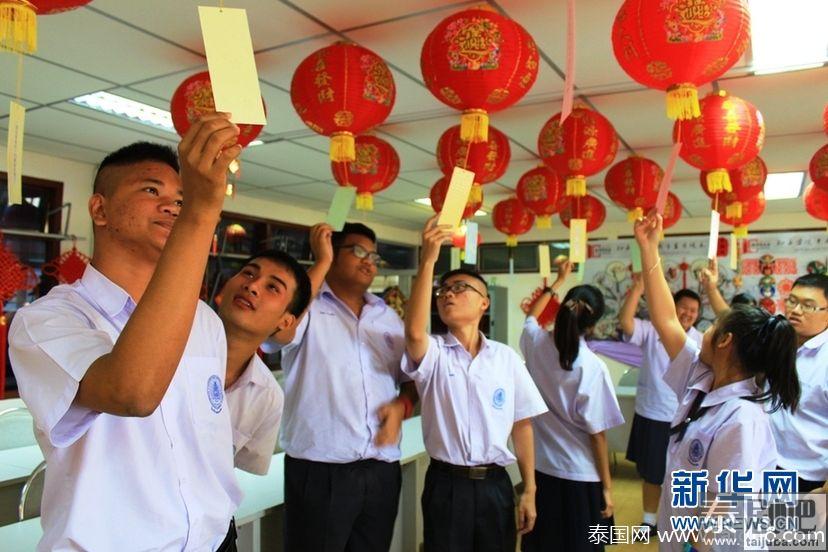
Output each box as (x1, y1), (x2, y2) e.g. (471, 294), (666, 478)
(715, 192), (765, 238)
(809, 143), (828, 193)
(41, 245), (90, 284)
(538, 107), (619, 197)
(171, 72), (265, 148)
(604, 156), (663, 221)
(558, 194), (607, 233)
(331, 135), (399, 211)
(430, 176), (482, 220)
(436, 124), (510, 203)
(515, 166), (564, 229)
(0, 234), (37, 301)
(421, 6), (538, 143)
(0, 0), (91, 54)
(611, 0), (751, 120)
(674, 91), (765, 195)
(291, 41), (395, 162)
(701, 156), (766, 219)
(492, 197), (535, 247)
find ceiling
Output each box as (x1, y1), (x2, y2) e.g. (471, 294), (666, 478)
(1, 0), (827, 233)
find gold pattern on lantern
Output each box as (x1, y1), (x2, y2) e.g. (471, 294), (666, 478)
(440, 86), (463, 105)
(568, 158), (584, 171)
(318, 88), (335, 103)
(664, 0), (726, 43)
(646, 61), (672, 81)
(540, 122), (564, 155)
(525, 175), (547, 201)
(361, 55), (394, 106)
(351, 144), (380, 175)
(446, 18), (502, 71)
(692, 123), (710, 149)
(487, 88), (510, 104)
(334, 110), (354, 127)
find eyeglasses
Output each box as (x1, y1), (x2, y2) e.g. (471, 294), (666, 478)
(338, 244), (382, 265)
(434, 281), (487, 299)
(784, 296), (828, 314)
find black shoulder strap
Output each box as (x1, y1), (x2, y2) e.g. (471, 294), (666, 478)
(669, 391), (710, 443)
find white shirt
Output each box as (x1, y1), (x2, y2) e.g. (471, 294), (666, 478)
(770, 327), (828, 481)
(401, 332), (548, 467)
(658, 337), (777, 552)
(226, 354), (283, 475)
(520, 317), (625, 482)
(9, 266), (242, 552)
(276, 282), (406, 463)
(625, 318), (703, 422)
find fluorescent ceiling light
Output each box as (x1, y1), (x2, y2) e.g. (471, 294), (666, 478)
(749, 0), (828, 75)
(414, 198), (487, 217)
(474, 209), (487, 216)
(70, 91), (175, 133)
(764, 171), (804, 200)
(248, 140), (264, 146)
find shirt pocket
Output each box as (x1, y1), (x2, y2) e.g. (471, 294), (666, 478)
(798, 380), (826, 413)
(182, 356), (228, 435)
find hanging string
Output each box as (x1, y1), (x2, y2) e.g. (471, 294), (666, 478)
(15, 52), (24, 101)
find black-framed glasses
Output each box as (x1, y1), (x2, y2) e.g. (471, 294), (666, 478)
(434, 281), (487, 299)
(338, 244), (382, 264)
(784, 296), (828, 314)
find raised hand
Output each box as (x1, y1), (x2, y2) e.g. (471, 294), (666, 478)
(633, 212), (663, 251)
(700, 257), (719, 288)
(420, 215), (453, 265)
(310, 223), (334, 266)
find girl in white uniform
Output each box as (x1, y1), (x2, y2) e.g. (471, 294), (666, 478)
(520, 274), (625, 552)
(634, 214), (800, 552)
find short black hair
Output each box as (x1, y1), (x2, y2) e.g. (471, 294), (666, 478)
(439, 268), (488, 293)
(242, 249), (312, 317)
(673, 288), (702, 308)
(94, 142), (179, 195)
(792, 273), (828, 301)
(731, 293), (758, 307)
(331, 222), (376, 251)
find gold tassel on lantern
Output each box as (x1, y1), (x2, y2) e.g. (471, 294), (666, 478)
(725, 201), (743, 220)
(468, 183), (483, 204)
(565, 175), (587, 197)
(460, 108), (489, 143)
(505, 235), (518, 247)
(330, 131), (355, 162)
(706, 169), (732, 194)
(355, 192), (374, 211)
(0, 0), (37, 54)
(627, 207), (643, 222)
(536, 215), (552, 229)
(734, 225), (748, 238)
(666, 83), (701, 121)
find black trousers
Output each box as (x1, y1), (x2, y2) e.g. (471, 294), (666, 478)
(422, 461), (516, 552)
(284, 455), (401, 552)
(777, 466), (826, 493)
(215, 519), (237, 552)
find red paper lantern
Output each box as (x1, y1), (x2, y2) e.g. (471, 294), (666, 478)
(715, 192), (765, 238)
(515, 166), (564, 229)
(604, 156), (663, 221)
(538, 107), (619, 197)
(291, 42), (395, 161)
(32, 1), (91, 14)
(662, 192), (683, 230)
(429, 176), (482, 220)
(804, 183), (828, 223)
(611, 0), (751, 120)
(701, 156), (767, 218)
(675, 91), (765, 194)
(809, 143), (828, 193)
(332, 135), (399, 211)
(492, 198), (535, 246)
(170, 72), (264, 148)
(451, 225), (483, 249)
(421, 6), (539, 143)
(436, 124), (510, 202)
(558, 195), (607, 233)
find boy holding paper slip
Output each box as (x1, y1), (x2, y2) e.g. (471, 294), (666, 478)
(403, 216), (548, 551)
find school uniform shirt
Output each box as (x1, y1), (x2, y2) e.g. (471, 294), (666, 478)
(624, 318), (703, 422)
(225, 354), (284, 475)
(401, 332), (548, 467)
(274, 281), (406, 463)
(9, 265), (242, 552)
(770, 327), (828, 482)
(658, 336), (777, 552)
(520, 317), (625, 482)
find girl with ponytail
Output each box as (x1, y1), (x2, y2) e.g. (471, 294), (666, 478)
(520, 262), (625, 552)
(634, 213), (800, 552)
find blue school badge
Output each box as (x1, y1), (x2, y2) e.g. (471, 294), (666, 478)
(688, 438), (705, 466)
(207, 375), (223, 413)
(492, 388), (506, 410)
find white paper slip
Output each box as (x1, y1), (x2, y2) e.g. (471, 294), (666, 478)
(707, 210), (720, 260)
(199, 6), (266, 125)
(326, 187), (356, 231)
(538, 244), (551, 278)
(449, 247), (460, 270)
(569, 219), (587, 263)
(630, 241), (642, 273)
(464, 221), (478, 265)
(6, 101), (25, 206)
(437, 167), (474, 230)
(730, 233), (738, 270)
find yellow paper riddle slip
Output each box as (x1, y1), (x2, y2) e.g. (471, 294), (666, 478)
(6, 101), (25, 205)
(569, 218), (587, 264)
(437, 167), (474, 230)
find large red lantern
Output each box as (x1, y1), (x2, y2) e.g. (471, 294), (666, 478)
(715, 192), (765, 238)
(611, 0), (751, 120)
(675, 91), (765, 194)
(436, 124), (510, 202)
(662, 192), (683, 230)
(429, 176), (482, 220)
(32, 1), (91, 13)
(331, 135), (399, 211)
(809, 144), (828, 193)
(451, 225), (484, 249)
(538, 107), (619, 197)
(421, 6), (539, 143)
(492, 198), (535, 246)
(701, 156), (767, 218)
(171, 72), (264, 148)
(291, 42), (395, 161)
(804, 183), (828, 224)
(558, 195), (607, 233)
(515, 166), (564, 229)
(604, 156), (663, 221)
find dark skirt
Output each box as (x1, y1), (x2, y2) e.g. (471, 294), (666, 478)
(521, 471), (615, 552)
(625, 413), (671, 485)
